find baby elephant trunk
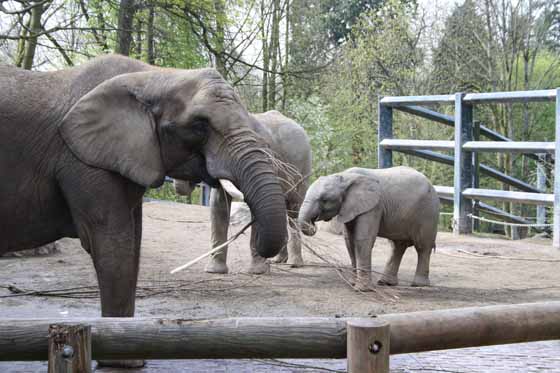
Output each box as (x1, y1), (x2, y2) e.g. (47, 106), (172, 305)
(297, 200), (318, 236)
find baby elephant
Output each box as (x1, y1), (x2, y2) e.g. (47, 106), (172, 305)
(298, 166), (439, 290)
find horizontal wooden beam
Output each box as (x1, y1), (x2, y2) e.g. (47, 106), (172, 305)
(380, 95), (455, 106)
(380, 90), (557, 107)
(380, 139), (455, 151)
(463, 188), (554, 205)
(438, 196), (543, 227)
(463, 141), (555, 153)
(434, 185), (454, 199)
(393, 106), (545, 162)
(464, 90), (556, 104)
(397, 149), (543, 193)
(1, 302), (560, 361)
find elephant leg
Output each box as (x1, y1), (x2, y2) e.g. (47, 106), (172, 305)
(343, 222), (357, 270)
(378, 240), (408, 286)
(97, 204), (144, 368)
(286, 206), (304, 266)
(412, 245), (431, 287)
(271, 203), (303, 267)
(248, 226), (270, 274)
(269, 236), (289, 264)
(352, 237), (376, 292)
(205, 187), (232, 274)
(351, 215), (378, 292)
(286, 221), (304, 267)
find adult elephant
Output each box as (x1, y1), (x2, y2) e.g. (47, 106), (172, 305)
(175, 110), (312, 274)
(0, 55), (287, 322)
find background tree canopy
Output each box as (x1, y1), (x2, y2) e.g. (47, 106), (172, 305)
(1, 0), (560, 232)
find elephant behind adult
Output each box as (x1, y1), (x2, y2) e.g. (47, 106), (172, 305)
(0, 55), (288, 321)
(298, 166), (439, 290)
(175, 110), (312, 274)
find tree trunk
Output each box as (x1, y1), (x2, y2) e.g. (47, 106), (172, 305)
(267, 0), (280, 109)
(261, 0), (269, 111)
(23, 2), (47, 70)
(146, 4), (155, 64)
(116, 0), (136, 56)
(135, 17), (142, 57)
(15, 16), (30, 68)
(281, 0), (290, 111)
(213, 0), (227, 76)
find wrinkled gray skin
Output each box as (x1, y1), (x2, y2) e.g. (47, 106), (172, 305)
(0, 55), (288, 333)
(175, 110), (312, 274)
(298, 167), (439, 291)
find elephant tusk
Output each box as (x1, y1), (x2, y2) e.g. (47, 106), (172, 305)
(219, 179), (244, 200)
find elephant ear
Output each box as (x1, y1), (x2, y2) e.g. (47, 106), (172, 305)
(59, 72), (165, 188)
(338, 173), (380, 223)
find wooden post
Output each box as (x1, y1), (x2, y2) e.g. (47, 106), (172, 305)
(378, 100), (393, 169)
(48, 324), (91, 373)
(347, 319), (390, 373)
(453, 93), (473, 234)
(554, 88), (560, 249)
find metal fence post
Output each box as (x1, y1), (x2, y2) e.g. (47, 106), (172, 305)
(453, 93), (473, 235)
(537, 154), (547, 226)
(378, 100), (393, 168)
(472, 121), (480, 232)
(200, 183), (211, 206)
(554, 88), (560, 249)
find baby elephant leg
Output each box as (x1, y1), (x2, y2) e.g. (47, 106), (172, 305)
(378, 240), (408, 286)
(412, 245), (431, 287)
(346, 213), (378, 292)
(352, 237), (376, 292)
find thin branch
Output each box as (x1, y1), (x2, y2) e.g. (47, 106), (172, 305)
(0, 0), (50, 15)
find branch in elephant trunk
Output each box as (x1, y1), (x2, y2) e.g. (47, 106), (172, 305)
(219, 149), (311, 202)
(170, 219), (255, 274)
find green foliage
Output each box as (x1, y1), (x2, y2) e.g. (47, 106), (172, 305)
(431, 0), (491, 93)
(145, 181), (202, 204)
(290, 0), (424, 178)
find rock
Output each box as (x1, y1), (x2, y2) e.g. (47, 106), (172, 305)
(230, 202), (252, 225)
(2, 242), (59, 257)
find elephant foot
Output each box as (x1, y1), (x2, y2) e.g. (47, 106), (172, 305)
(352, 280), (374, 292)
(247, 261), (270, 274)
(377, 274), (398, 286)
(411, 276), (430, 287)
(97, 359), (145, 369)
(287, 255), (304, 268)
(205, 259), (229, 274)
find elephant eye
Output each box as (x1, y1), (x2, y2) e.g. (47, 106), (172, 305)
(190, 118), (208, 136)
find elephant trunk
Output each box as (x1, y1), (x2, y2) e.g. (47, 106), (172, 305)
(229, 149), (288, 258)
(297, 200), (318, 236)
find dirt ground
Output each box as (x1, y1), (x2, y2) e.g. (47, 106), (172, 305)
(1, 200), (560, 371)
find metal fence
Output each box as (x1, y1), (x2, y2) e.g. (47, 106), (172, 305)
(378, 89), (559, 248)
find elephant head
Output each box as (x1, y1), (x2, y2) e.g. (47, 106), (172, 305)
(59, 67), (287, 258)
(298, 171), (380, 236)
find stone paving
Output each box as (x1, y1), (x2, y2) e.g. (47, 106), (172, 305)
(2, 341), (559, 372)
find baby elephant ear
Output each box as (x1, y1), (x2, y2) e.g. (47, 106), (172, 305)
(338, 173), (380, 223)
(59, 72), (165, 188)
